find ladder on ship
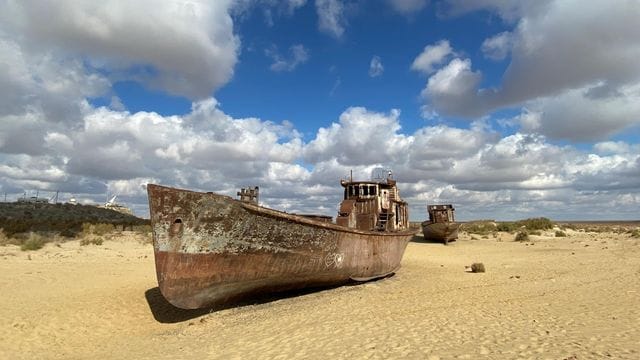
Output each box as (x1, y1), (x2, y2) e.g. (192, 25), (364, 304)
(377, 212), (391, 231)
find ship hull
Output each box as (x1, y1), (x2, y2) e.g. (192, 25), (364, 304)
(148, 184), (415, 309)
(421, 221), (460, 244)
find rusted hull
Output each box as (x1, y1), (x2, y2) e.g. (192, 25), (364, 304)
(148, 184), (414, 309)
(421, 221), (460, 244)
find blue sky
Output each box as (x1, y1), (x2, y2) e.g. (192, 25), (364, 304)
(1, 0), (639, 221)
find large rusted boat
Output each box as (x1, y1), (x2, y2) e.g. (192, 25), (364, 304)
(147, 170), (415, 309)
(421, 204), (459, 244)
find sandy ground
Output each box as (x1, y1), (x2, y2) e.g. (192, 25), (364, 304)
(1, 229), (639, 359)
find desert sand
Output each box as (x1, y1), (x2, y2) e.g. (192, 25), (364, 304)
(1, 229), (639, 359)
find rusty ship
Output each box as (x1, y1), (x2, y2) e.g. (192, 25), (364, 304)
(421, 204), (459, 244)
(147, 169), (415, 309)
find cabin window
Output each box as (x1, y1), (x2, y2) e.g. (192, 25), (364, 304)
(369, 185), (376, 196)
(349, 185), (355, 197)
(363, 185), (369, 196)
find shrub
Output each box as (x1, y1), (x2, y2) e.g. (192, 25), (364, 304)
(631, 229), (640, 238)
(555, 230), (567, 237)
(515, 217), (554, 231)
(470, 262), (486, 273)
(529, 230), (542, 236)
(80, 237), (103, 246)
(0, 230), (15, 246)
(461, 221), (496, 235)
(515, 231), (529, 242)
(496, 222), (518, 232)
(20, 233), (46, 251)
(132, 224), (152, 235)
(82, 223), (116, 236)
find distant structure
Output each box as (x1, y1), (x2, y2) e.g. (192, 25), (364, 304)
(237, 187), (259, 204)
(49, 191), (59, 204)
(97, 194), (133, 215)
(16, 190), (49, 204)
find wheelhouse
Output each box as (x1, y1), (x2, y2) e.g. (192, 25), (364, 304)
(336, 169), (409, 232)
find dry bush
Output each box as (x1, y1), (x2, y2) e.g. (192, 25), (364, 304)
(496, 222), (518, 232)
(0, 230), (17, 246)
(555, 230), (567, 237)
(631, 229), (640, 238)
(516, 217), (554, 231)
(20, 232), (47, 251)
(515, 231), (529, 242)
(82, 223), (117, 237)
(80, 236), (103, 246)
(132, 224), (152, 236)
(461, 221), (496, 235)
(470, 262), (486, 273)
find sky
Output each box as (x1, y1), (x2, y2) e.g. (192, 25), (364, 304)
(1, 0), (639, 221)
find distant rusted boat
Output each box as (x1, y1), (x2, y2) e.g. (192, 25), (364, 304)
(147, 170), (415, 309)
(421, 204), (459, 244)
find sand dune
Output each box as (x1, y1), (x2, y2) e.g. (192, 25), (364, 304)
(1, 230), (639, 359)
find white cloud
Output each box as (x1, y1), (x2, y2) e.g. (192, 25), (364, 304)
(387, 0), (428, 15)
(420, 0), (640, 141)
(266, 44), (310, 72)
(368, 56), (384, 77)
(0, 0), (239, 99)
(593, 141), (637, 156)
(481, 31), (512, 60)
(1, 97), (639, 219)
(421, 58), (486, 117)
(316, 0), (346, 38)
(411, 40), (453, 74)
(442, 0), (553, 22)
(0, 37), (109, 123)
(303, 107), (411, 166)
(519, 83), (640, 141)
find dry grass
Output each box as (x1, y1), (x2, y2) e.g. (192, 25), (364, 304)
(0, 202), (150, 251)
(20, 232), (47, 251)
(515, 231), (529, 242)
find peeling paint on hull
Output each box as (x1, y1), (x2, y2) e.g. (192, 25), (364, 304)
(148, 184), (415, 309)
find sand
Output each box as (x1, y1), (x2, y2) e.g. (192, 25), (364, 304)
(1, 229), (639, 359)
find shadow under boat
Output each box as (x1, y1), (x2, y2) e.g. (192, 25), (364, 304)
(145, 274), (396, 323)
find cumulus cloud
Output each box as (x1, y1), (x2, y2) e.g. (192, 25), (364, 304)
(387, 0), (428, 15)
(411, 40), (453, 74)
(481, 32), (512, 60)
(419, 0), (640, 141)
(303, 107), (411, 166)
(441, 0), (553, 22)
(0, 91), (306, 210)
(266, 44), (310, 72)
(368, 56), (384, 77)
(0, 0), (638, 219)
(0, 0), (239, 99)
(316, 0), (347, 38)
(1, 94), (638, 219)
(517, 83), (640, 141)
(420, 58), (489, 117)
(300, 107), (639, 220)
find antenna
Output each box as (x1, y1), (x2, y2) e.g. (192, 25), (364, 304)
(48, 191), (59, 204)
(107, 194), (118, 206)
